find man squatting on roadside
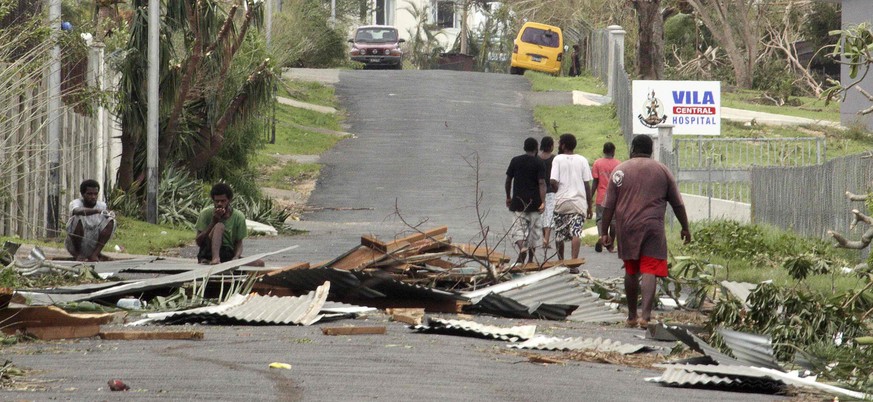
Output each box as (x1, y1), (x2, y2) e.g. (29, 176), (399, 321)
(65, 179), (117, 262)
(195, 183), (264, 267)
(599, 135), (692, 329)
(505, 137), (547, 265)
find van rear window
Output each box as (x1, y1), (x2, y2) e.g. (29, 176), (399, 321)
(520, 28), (560, 48)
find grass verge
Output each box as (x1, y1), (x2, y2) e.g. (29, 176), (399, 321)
(526, 71), (607, 95)
(533, 104), (628, 159)
(722, 89), (839, 122)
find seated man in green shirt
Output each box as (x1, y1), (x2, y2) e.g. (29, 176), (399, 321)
(195, 183), (262, 266)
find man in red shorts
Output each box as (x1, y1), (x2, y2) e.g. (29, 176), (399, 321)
(598, 135), (691, 329)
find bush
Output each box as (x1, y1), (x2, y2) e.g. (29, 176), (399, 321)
(272, 0), (348, 68)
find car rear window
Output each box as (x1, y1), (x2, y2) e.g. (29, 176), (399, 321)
(520, 27), (560, 48)
(355, 28), (398, 43)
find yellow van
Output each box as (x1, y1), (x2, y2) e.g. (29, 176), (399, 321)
(510, 22), (564, 75)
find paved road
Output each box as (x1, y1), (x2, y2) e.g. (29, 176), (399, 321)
(2, 70), (786, 401)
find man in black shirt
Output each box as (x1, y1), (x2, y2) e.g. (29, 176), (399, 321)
(505, 137), (547, 265)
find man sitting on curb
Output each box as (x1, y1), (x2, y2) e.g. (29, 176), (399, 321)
(195, 183), (263, 267)
(65, 179), (116, 262)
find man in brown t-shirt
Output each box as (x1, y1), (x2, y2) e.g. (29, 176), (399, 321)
(599, 135), (691, 329)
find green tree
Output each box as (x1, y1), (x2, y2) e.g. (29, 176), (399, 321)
(116, 0), (274, 195)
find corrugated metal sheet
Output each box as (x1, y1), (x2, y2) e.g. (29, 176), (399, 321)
(720, 281), (757, 308)
(52, 257), (162, 274)
(262, 267), (385, 298)
(464, 268), (623, 322)
(655, 364), (867, 399)
(717, 327), (783, 371)
(141, 282), (330, 326)
(352, 271), (462, 301)
(65, 245), (299, 302)
(508, 336), (656, 354)
(412, 317), (536, 342)
(663, 326), (742, 366)
(646, 367), (785, 393)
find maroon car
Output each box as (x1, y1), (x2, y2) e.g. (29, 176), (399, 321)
(348, 25), (405, 70)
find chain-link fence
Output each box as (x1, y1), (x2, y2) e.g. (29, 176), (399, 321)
(752, 153), (873, 240)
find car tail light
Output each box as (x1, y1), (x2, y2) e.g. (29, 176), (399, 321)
(513, 44), (518, 54)
(557, 52), (563, 61)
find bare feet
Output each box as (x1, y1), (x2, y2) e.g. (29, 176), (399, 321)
(209, 258), (221, 265)
(76, 256), (88, 262)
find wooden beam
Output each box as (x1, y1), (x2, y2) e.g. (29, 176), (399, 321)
(321, 326), (386, 336)
(385, 226), (449, 248)
(0, 305), (122, 336)
(25, 325), (100, 340)
(513, 258), (585, 272)
(99, 330), (204, 340)
(386, 308), (425, 325)
(265, 262), (310, 277)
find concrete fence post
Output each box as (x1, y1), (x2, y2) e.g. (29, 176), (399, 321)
(657, 124), (674, 164)
(87, 43), (107, 194)
(606, 25), (624, 99)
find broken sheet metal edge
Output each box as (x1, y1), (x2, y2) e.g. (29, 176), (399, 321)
(132, 281), (330, 326)
(463, 267), (568, 302)
(352, 271), (463, 301)
(717, 327), (784, 371)
(467, 270), (624, 322)
(52, 257), (161, 274)
(69, 245), (300, 303)
(508, 336), (657, 354)
(262, 267), (385, 298)
(645, 367), (786, 392)
(720, 281), (756, 308)
(663, 325), (743, 366)
(655, 364), (868, 399)
(412, 317), (537, 342)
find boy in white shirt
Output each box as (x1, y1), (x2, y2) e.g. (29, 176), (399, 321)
(549, 134), (593, 265)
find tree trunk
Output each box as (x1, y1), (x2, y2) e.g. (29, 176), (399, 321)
(117, 130), (136, 190)
(633, 0), (664, 80)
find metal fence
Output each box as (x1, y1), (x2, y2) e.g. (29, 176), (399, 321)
(674, 137), (826, 203)
(751, 153), (873, 240)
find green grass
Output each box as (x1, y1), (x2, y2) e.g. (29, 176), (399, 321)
(533, 104), (628, 159)
(722, 89), (840, 122)
(264, 103), (343, 156)
(256, 156), (321, 190)
(526, 71), (607, 95)
(278, 79), (339, 108)
(0, 216), (192, 259)
(665, 220), (864, 294)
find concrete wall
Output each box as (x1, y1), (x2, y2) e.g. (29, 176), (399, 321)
(840, 0), (873, 131)
(681, 194), (751, 223)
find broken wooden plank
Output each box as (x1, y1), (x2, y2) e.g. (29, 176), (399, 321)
(0, 305), (123, 336)
(385, 226), (449, 249)
(513, 258), (585, 272)
(321, 326), (387, 336)
(25, 325), (100, 340)
(361, 235), (410, 254)
(451, 243), (510, 263)
(528, 355), (566, 365)
(99, 330), (204, 340)
(330, 246), (387, 270)
(386, 308), (425, 325)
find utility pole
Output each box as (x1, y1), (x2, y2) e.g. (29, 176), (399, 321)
(46, 0), (61, 237)
(146, 0), (159, 224)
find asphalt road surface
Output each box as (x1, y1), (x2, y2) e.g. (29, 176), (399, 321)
(2, 70), (787, 401)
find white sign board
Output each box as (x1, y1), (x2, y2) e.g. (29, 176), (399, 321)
(632, 80), (721, 135)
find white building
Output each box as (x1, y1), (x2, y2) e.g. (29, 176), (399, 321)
(362, 0), (483, 51)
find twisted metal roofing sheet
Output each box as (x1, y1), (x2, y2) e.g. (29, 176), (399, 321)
(508, 336), (656, 354)
(412, 317), (536, 342)
(645, 367), (785, 393)
(664, 325), (742, 366)
(464, 268), (623, 322)
(655, 364), (867, 399)
(720, 281), (757, 308)
(142, 282), (330, 326)
(717, 327), (784, 371)
(262, 266), (385, 298)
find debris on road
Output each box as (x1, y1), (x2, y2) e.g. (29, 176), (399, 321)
(321, 326), (387, 336)
(508, 336), (657, 354)
(268, 362), (293, 369)
(107, 379), (129, 391)
(98, 329), (204, 341)
(0, 304), (123, 340)
(412, 317), (536, 342)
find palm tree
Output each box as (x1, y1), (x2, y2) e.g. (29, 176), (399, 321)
(116, 0), (274, 190)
